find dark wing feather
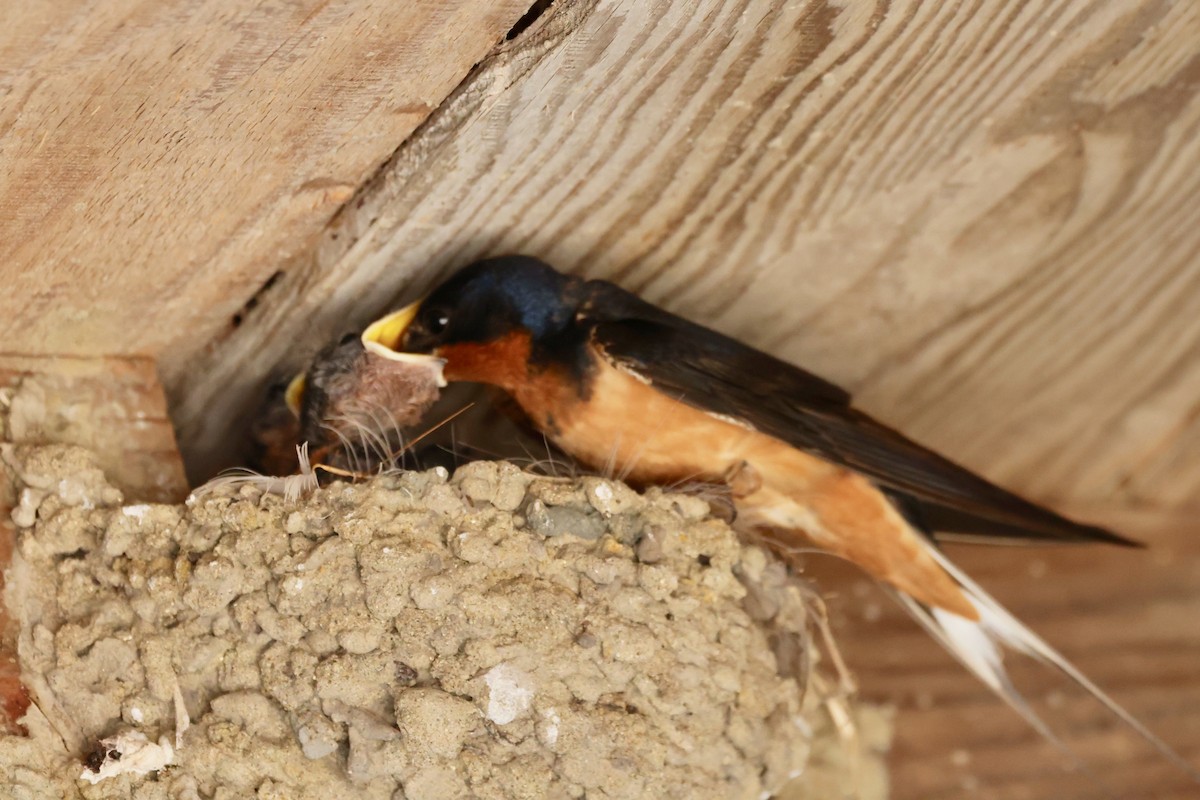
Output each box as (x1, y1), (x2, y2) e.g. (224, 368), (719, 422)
(581, 280), (1137, 547)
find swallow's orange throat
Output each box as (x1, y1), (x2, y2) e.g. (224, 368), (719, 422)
(437, 331), (537, 390)
(437, 331), (588, 437)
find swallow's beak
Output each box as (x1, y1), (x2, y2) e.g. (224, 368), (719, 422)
(362, 301), (448, 387)
(285, 373), (306, 418)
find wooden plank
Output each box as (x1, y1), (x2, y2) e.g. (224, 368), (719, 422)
(811, 505), (1200, 799)
(170, 0), (1200, 523)
(0, 0), (533, 359)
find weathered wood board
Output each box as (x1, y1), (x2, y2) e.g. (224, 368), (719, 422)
(0, 0), (533, 358)
(172, 0), (1200, 521)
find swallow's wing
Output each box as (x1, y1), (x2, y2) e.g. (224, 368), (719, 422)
(582, 281), (1135, 547)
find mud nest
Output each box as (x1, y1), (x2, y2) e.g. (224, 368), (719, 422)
(0, 445), (889, 799)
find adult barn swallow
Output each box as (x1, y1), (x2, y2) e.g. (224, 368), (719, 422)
(363, 255), (1194, 773)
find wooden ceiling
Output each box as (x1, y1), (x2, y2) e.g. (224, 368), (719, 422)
(2, 0), (1199, 794)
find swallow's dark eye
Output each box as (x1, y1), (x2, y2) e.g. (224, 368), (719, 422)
(427, 311), (450, 335)
(339, 332), (357, 345)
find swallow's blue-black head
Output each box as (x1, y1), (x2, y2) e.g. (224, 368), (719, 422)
(409, 256), (579, 351)
(362, 256), (585, 385)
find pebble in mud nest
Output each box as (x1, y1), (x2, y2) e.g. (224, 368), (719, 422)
(4, 447), (840, 800)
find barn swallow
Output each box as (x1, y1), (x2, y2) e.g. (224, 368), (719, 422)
(362, 255), (1195, 775)
(283, 332), (444, 472)
(247, 378), (304, 476)
(235, 336), (447, 505)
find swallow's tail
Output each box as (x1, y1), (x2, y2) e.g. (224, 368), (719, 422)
(892, 544), (1199, 782)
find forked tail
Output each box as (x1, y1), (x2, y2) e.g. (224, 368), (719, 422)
(891, 543), (1199, 782)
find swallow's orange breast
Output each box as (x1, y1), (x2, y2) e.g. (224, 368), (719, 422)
(541, 353), (976, 619)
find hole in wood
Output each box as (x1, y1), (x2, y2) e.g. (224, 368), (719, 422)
(231, 270), (285, 328)
(506, 0), (555, 41)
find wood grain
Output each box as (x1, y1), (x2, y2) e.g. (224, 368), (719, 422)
(173, 0), (1200, 520)
(0, 0), (533, 358)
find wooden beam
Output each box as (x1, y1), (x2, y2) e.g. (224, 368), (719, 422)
(0, 0), (533, 359)
(171, 0), (1200, 520)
